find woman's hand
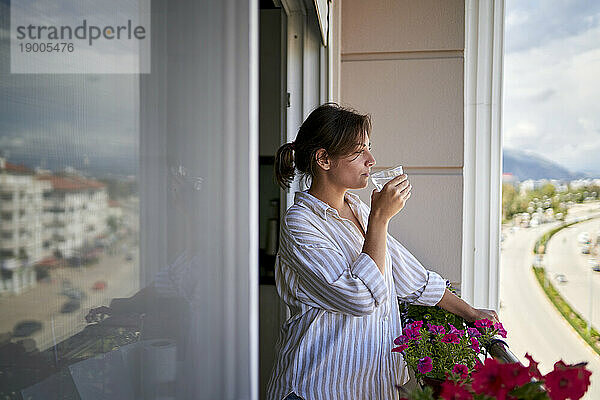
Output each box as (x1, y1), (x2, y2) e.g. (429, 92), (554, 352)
(370, 174), (412, 223)
(468, 308), (500, 324)
(437, 290), (501, 324)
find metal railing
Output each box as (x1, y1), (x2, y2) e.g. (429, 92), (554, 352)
(486, 336), (521, 364)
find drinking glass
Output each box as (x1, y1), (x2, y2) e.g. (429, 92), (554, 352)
(370, 165), (404, 191)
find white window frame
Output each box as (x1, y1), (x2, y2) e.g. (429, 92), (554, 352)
(462, 0), (505, 310)
(280, 0), (331, 207)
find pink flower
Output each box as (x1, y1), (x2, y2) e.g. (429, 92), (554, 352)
(441, 333), (460, 344)
(452, 364), (469, 379)
(407, 320), (423, 330)
(499, 362), (530, 391)
(494, 322), (507, 338)
(417, 356), (433, 374)
(467, 327), (481, 338)
(394, 335), (409, 345)
(471, 358), (509, 400)
(448, 324), (460, 336)
(525, 353), (542, 379)
(544, 360), (592, 400)
(427, 323), (446, 335)
(470, 337), (480, 352)
(440, 380), (473, 400)
(404, 327), (421, 341)
(474, 319), (493, 329)
(391, 343), (408, 353)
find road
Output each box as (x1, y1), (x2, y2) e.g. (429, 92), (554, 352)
(545, 217), (600, 336)
(500, 202), (600, 399)
(0, 249), (140, 351)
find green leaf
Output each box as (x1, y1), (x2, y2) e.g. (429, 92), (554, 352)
(406, 385), (436, 400)
(509, 382), (548, 399)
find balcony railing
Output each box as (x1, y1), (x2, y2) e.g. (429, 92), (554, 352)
(486, 336), (521, 364)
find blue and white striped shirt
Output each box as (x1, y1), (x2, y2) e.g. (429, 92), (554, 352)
(266, 190), (446, 400)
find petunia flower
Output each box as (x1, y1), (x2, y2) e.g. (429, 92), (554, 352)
(439, 380), (473, 400)
(474, 319), (493, 329)
(448, 324), (460, 334)
(467, 327), (481, 338)
(404, 327), (421, 341)
(524, 353), (542, 379)
(452, 364), (469, 379)
(394, 335), (409, 345)
(441, 333), (460, 344)
(544, 360), (592, 400)
(470, 337), (480, 352)
(406, 320), (423, 331)
(499, 362), (530, 390)
(391, 343), (409, 353)
(427, 323), (446, 335)
(471, 358), (509, 400)
(417, 356), (433, 374)
(493, 322), (507, 338)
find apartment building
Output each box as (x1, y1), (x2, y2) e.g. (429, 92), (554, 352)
(36, 174), (109, 259)
(0, 157), (50, 294)
(0, 157), (112, 294)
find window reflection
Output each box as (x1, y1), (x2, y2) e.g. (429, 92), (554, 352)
(0, 5), (142, 395)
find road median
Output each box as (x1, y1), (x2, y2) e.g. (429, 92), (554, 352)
(533, 266), (600, 357)
(531, 214), (600, 357)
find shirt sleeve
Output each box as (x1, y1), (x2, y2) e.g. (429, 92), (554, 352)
(387, 234), (446, 306)
(281, 216), (389, 317)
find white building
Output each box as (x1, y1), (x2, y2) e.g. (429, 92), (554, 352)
(37, 174), (109, 258)
(519, 179), (536, 195)
(550, 179), (569, 193)
(0, 157), (51, 294)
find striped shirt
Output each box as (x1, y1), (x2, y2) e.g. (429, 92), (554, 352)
(266, 190), (446, 400)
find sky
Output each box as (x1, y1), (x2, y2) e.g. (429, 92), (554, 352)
(0, 0), (140, 176)
(503, 0), (600, 176)
(1, 1), (599, 177)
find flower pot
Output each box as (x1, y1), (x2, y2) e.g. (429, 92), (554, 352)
(420, 376), (444, 398)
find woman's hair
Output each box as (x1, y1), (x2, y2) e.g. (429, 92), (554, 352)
(274, 102), (372, 189)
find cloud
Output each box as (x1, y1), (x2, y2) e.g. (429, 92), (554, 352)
(505, 0), (600, 54)
(503, 3), (600, 176)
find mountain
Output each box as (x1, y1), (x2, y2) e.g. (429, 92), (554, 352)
(503, 148), (589, 181)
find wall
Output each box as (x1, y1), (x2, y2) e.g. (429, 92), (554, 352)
(339, 0), (465, 286)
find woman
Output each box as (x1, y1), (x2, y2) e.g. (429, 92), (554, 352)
(266, 103), (498, 400)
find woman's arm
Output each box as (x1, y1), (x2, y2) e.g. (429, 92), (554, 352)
(436, 288), (499, 323)
(362, 213), (389, 275)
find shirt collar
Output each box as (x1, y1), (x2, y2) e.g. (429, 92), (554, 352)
(294, 190), (363, 221)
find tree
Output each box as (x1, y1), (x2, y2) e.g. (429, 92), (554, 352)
(106, 216), (120, 232)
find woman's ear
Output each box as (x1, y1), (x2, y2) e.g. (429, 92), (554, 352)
(315, 148), (331, 171)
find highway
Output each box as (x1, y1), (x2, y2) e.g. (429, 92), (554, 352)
(545, 216), (600, 340)
(500, 202), (600, 399)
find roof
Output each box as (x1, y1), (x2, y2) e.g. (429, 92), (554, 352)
(36, 175), (106, 191)
(0, 162), (33, 175)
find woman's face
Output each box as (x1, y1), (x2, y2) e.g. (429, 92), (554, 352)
(328, 135), (376, 190)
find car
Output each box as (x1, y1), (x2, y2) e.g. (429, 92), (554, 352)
(61, 287), (87, 300)
(578, 232), (591, 244)
(92, 280), (107, 290)
(60, 299), (81, 313)
(13, 320), (42, 337)
(555, 274), (568, 284)
(593, 265), (600, 272)
(581, 244), (591, 254)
